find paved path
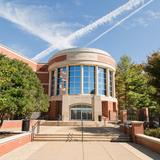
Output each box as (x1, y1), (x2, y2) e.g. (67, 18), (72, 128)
(0, 141), (159, 160)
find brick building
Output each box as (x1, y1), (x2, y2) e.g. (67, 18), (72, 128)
(0, 45), (118, 121)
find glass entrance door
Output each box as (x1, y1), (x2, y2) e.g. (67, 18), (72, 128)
(70, 105), (92, 120)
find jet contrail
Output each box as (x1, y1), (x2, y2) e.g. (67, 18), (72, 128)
(32, 0), (148, 61)
(67, 0), (146, 42)
(85, 0), (154, 47)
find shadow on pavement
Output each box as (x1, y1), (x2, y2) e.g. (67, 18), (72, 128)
(127, 142), (160, 160)
(73, 126), (121, 134)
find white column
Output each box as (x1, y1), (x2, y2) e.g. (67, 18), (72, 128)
(112, 72), (116, 97)
(48, 71), (52, 96)
(66, 66), (69, 95)
(81, 65), (83, 94)
(107, 68), (110, 97)
(95, 66), (98, 95)
(54, 68), (57, 96)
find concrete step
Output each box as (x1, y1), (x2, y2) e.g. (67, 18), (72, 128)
(33, 137), (131, 142)
(41, 121), (100, 127)
(34, 133), (123, 137)
(33, 134), (132, 142)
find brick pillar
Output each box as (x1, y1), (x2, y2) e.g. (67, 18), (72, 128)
(120, 110), (127, 123)
(131, 121), (144, 142)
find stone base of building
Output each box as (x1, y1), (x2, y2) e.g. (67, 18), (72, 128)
(47, 95), (118, 122)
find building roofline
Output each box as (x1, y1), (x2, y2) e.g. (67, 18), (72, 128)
(49, 47), (113, 62)
(0, 43), (37, 65)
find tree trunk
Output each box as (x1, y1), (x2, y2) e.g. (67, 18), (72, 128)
(0, 114), (4, 127)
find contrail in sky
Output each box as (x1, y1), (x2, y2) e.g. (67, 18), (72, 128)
(32, 0), (149, 61)
(85, 0), (154, 47)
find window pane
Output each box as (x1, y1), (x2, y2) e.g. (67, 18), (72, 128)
(109, 71), (113, 97)
(69, 66), (81, 95)
(57, 67), (67, 95)
(83, 66), (95, 94)
(98, 67), (106, 95)
(50, 71), (55, 96)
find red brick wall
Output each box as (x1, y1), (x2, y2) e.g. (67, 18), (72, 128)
(36, 64), (48, 72)
(0, 120), (38, 129)
(48, 101), (62, 120)
(48, 55), (67, 65)
(102, 101), (108, 117)
(102, 101), (117, 121)
(0, 134), (31, 156)
(36, 73), (49, 83)
(48, 101), (57, 120)
(0, 45), (37, 71)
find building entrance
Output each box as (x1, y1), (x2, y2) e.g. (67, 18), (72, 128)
(70, 105), (92, 120)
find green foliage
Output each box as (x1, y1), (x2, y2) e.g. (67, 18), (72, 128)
(145, 128), (160, 138)
(116, 55), (156, 111)
(0, 54), (49, 123)
(145, 52), (160, 115)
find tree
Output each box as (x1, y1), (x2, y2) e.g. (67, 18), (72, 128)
(115, 55), (133, 109)
(145, 52), (160, 119)
(116, 55), (156, 112)
(0, 54), (49, 125)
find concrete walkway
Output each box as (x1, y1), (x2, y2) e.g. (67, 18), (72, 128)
(0, 141), (159, 160)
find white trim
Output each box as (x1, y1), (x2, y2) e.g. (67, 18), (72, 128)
(0, 132), (31, 144)
(36, 71), (49, 74)
(49, 48), (112, 62)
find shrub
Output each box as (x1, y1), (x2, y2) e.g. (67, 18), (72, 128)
(144, 128), (160, 138)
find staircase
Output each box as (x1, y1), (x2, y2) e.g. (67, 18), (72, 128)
(33, 133), (132, 142)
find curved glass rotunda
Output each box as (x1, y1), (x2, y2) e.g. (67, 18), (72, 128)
(48, 48), (117, 121)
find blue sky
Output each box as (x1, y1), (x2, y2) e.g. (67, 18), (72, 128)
(0, 0), (160, 63)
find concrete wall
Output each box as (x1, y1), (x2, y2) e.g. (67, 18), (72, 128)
(135, 134), (160, 154)
(0, 133), (31, 156)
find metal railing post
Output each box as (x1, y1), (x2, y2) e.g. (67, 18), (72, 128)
(81, 116), (83, 142)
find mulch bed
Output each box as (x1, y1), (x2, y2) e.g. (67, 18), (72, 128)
(0, 132), (20, 139)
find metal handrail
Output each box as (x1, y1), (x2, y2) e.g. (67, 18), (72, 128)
(81, 118), (83, 142)
(31, 120), (40, 141)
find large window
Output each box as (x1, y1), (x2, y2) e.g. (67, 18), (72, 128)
(69, 66), (81, 95)
(70, 105), (92, 120)
(57, 67), (67, 95)
(50, 70), (55, 96)
(98, 67), (106, 95)
(109, 70), (113, 97)
(83, 66), (95, 94)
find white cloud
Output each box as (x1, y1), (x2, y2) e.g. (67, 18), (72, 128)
(0, 0), (151, 62)
(0, 1), (77, 49)
(33, 0), (148, 61)
(122, 9), (160, 29)
(85, 0), (154, 47)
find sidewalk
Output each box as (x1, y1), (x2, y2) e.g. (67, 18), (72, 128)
(1, 141), (159, 160)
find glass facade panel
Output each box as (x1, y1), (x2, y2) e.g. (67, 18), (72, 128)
(50, 70), (55, 96)
(57, 67), (67, 95)
(69, 66), (81, 95)
(83, 66), (95, 94)
(98, 67), (106, 95)
(109, 70), (113, 97)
